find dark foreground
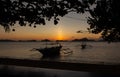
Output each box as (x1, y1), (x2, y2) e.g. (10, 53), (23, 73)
(0, 58), (120, 73)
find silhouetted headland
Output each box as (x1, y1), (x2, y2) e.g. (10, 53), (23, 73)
(0, 39), (16, 42)
(72, 38), (96, 42)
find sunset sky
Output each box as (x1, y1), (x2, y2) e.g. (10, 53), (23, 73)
(0, 12), (101, 41)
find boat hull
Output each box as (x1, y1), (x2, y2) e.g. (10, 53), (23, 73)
(36, 46), (62, 57)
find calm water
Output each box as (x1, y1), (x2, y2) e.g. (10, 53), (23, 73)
(0, 42), (120, 77)
(0, 42), (120, 64)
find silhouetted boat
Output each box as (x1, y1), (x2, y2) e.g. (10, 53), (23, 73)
(81, 44), (86, 49)
(81, 42), (86, 49)
(80, 42), (93, 49)
(32, 43), (62, 57)
(36, 45), (62, 57)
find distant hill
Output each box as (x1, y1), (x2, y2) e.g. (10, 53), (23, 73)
(72, 38), (95, 42)
(0, 39), (15, 42)
(41, 39), (51, 42)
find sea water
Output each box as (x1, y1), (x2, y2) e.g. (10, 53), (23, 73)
(0, 42), (120, 77)
(0, 42), (120, 64)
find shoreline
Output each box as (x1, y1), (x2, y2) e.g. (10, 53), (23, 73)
(0, 57), (120, 73)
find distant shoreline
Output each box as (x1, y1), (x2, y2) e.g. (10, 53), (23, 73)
(0, 57), (120, 73)
(0, 38), (104, 42)
(0, 40), (119, 42)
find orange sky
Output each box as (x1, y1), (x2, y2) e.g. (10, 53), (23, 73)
(0, 13), (101, 41)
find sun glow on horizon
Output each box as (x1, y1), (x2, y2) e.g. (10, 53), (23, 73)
(56, 26), (64, 40)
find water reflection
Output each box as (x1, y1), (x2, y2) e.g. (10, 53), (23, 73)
(90, 72), (120, 77)
(0, 65), (120, 77)
(0, 65), (90, 77)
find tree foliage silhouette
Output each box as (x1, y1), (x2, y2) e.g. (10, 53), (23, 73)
(0, 0), (93, 31)
(87, 0), (120, 42)
(0, 0), (120, 41)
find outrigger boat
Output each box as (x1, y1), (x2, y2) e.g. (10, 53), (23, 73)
(32, 42), (62, 57)
(81, 42), (86, 49)
(81, 44), (86, 49)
